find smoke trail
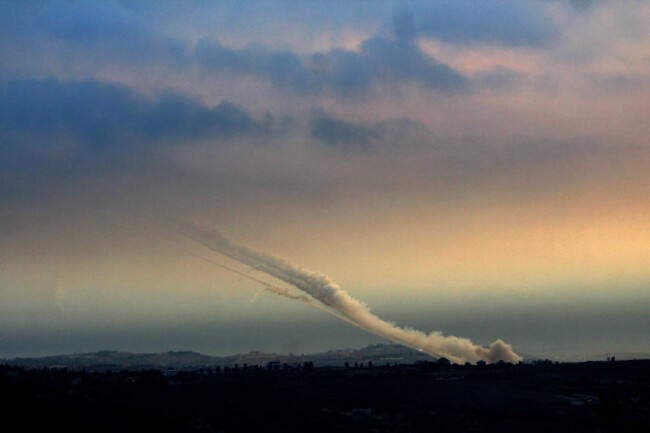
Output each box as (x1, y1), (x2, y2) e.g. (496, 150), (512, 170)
(184, 250), (312, 304)
(249, 288), (268, 304)
(174, 246), (364, 327)
(169, 218), (521, 364)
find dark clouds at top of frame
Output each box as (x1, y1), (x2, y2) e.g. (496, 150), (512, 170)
(193, 12), (468, 96)
(0, 1), (563, 96)
(411, 1), (558, 47)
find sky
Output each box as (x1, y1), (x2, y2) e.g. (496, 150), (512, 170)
(1, 0), (649, 361)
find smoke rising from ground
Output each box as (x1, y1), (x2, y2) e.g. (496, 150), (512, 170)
(171, 218), (521, 364)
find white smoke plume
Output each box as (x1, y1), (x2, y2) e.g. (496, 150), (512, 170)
(170, 218), (522, 364)
(182, 249), (364, 327)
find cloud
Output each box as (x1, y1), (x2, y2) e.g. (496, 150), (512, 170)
(310, 110), (431, 152)
(194, 37), (467, 96)
(6, 1), (559, 99)
(351, 34), (466, 92)
(570, 0), (593, 12)
(0, 78), (275, 149)
(0, 1), (189, 70)
(310, 112), (379, 151)
(412, 1), (558, 47)
(194, 40), (322, 94)
(194, 10), (467, 96)
(0, 78), (287, 201)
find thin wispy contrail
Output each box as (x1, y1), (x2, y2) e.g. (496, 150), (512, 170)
(164, 217), (521, 364)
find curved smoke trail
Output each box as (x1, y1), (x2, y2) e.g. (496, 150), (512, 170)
(169, 218), (521, 364)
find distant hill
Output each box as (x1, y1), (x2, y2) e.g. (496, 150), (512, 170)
(3, 350), (220, 371)
(10, 345), (645, 370)
(3, 344), (437, 371)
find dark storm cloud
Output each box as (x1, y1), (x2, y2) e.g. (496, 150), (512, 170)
(412, 1), (558, 47)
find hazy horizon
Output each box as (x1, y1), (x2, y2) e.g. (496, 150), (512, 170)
(3, 287), (649, 361)
(2, 1), (649, 361)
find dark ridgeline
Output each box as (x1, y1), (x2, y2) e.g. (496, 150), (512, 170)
(1, 358), (649, 433)
(1, 343), (439, 371)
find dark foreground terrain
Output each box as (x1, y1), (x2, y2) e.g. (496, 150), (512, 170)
(2, 359), (649, 432)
